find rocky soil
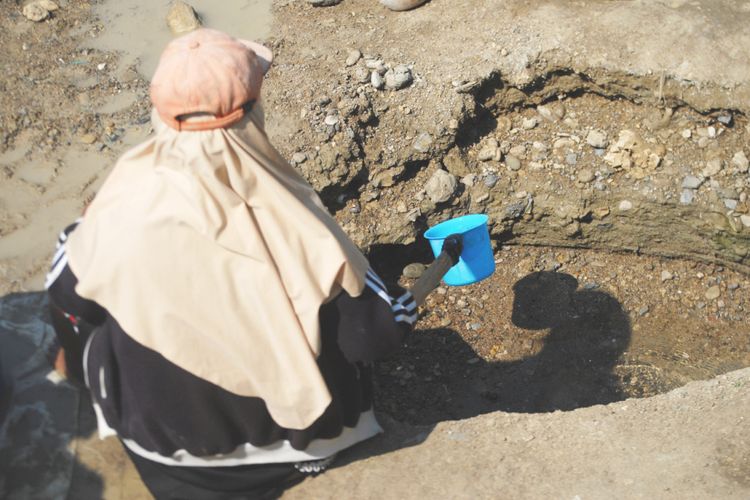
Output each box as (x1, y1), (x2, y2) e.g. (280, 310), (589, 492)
(1, 0), (749, 498)
(263, 1), (750, 275)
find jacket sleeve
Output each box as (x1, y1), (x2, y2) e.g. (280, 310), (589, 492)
(326, 269), (417, 364)
(45, 220), (107, 325)
(45, 220), (107, 384)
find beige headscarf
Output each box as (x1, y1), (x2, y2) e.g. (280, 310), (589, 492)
(66, 104), (370, 430)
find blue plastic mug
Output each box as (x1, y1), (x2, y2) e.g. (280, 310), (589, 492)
(424, 214), (495, 286)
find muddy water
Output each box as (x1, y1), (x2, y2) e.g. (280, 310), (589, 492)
(87, 0), (274, 78)
(0, 136), (148, 292)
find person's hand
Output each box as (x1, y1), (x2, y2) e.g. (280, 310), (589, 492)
(53, 347), (68, 379)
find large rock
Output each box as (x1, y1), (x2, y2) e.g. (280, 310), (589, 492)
(384, 65), (413, 90)
(166, 1), (201, 35)
(425, 169), (457, 203)
(22, 0), (58, 22)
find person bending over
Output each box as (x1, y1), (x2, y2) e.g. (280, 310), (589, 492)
(46, 28), (416, 499)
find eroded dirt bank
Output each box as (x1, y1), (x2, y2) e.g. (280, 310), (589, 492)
(263, 0), (750, 273)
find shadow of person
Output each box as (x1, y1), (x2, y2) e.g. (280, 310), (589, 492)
(0, 292), (104, 500)
(371, 271), (632, 428)
(504, 271), (631, 412)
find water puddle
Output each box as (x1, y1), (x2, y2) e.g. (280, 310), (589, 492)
(86, 0), (274, 78)
(0, 146), (121, 291)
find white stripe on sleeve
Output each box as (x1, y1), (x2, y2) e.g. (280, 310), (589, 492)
(365, 277), (393, 305)
(45, 251), (68, 290)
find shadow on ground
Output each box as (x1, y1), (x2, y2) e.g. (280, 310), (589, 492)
(334, 270), (631, 467)
(0, 272), (632, 496)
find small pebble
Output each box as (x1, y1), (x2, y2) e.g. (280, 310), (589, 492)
(618, 200), (633, 211)
(638, 306), (649, 316)
(505, 155), (521, 171)
(717, 114), (732, 126)
(413, 132), (433, 153)
(660, 270), (673, 282)
(424, 169), (457, 203)
(22, 0), (56, 22)
(384, 65), (413, 90)
(577, 169), (595, 183)
(681, 176), (703, 189)
(371, 71), (384, 90)
(402, 263), (427, 279)
(354, 66), (370, 83)
(702, 159), (722, 177)
(483, 173), (499, 188)
(345, 49), (361, 67)
(680, 189), (694, 205)
(537, 104), (563, 122)
(521, 117), (537, 130)
(166, 0), (202, 35)
(732, 151), (749, 172)
(79, 133), (97, 144)
(705, 286), (721, 300)
(586, 129), (608, 149)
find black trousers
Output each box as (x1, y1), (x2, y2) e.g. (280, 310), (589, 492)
(124, 445), (307, 500)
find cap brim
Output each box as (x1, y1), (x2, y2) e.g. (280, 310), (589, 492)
(241, 40), (273, 75)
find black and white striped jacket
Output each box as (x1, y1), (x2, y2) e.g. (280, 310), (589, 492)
(46, 222), (416, 467)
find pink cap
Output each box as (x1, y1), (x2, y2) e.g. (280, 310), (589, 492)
(150, 28), (273, 131)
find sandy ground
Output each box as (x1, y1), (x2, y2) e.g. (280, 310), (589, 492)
(1, 0), (749, 498)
